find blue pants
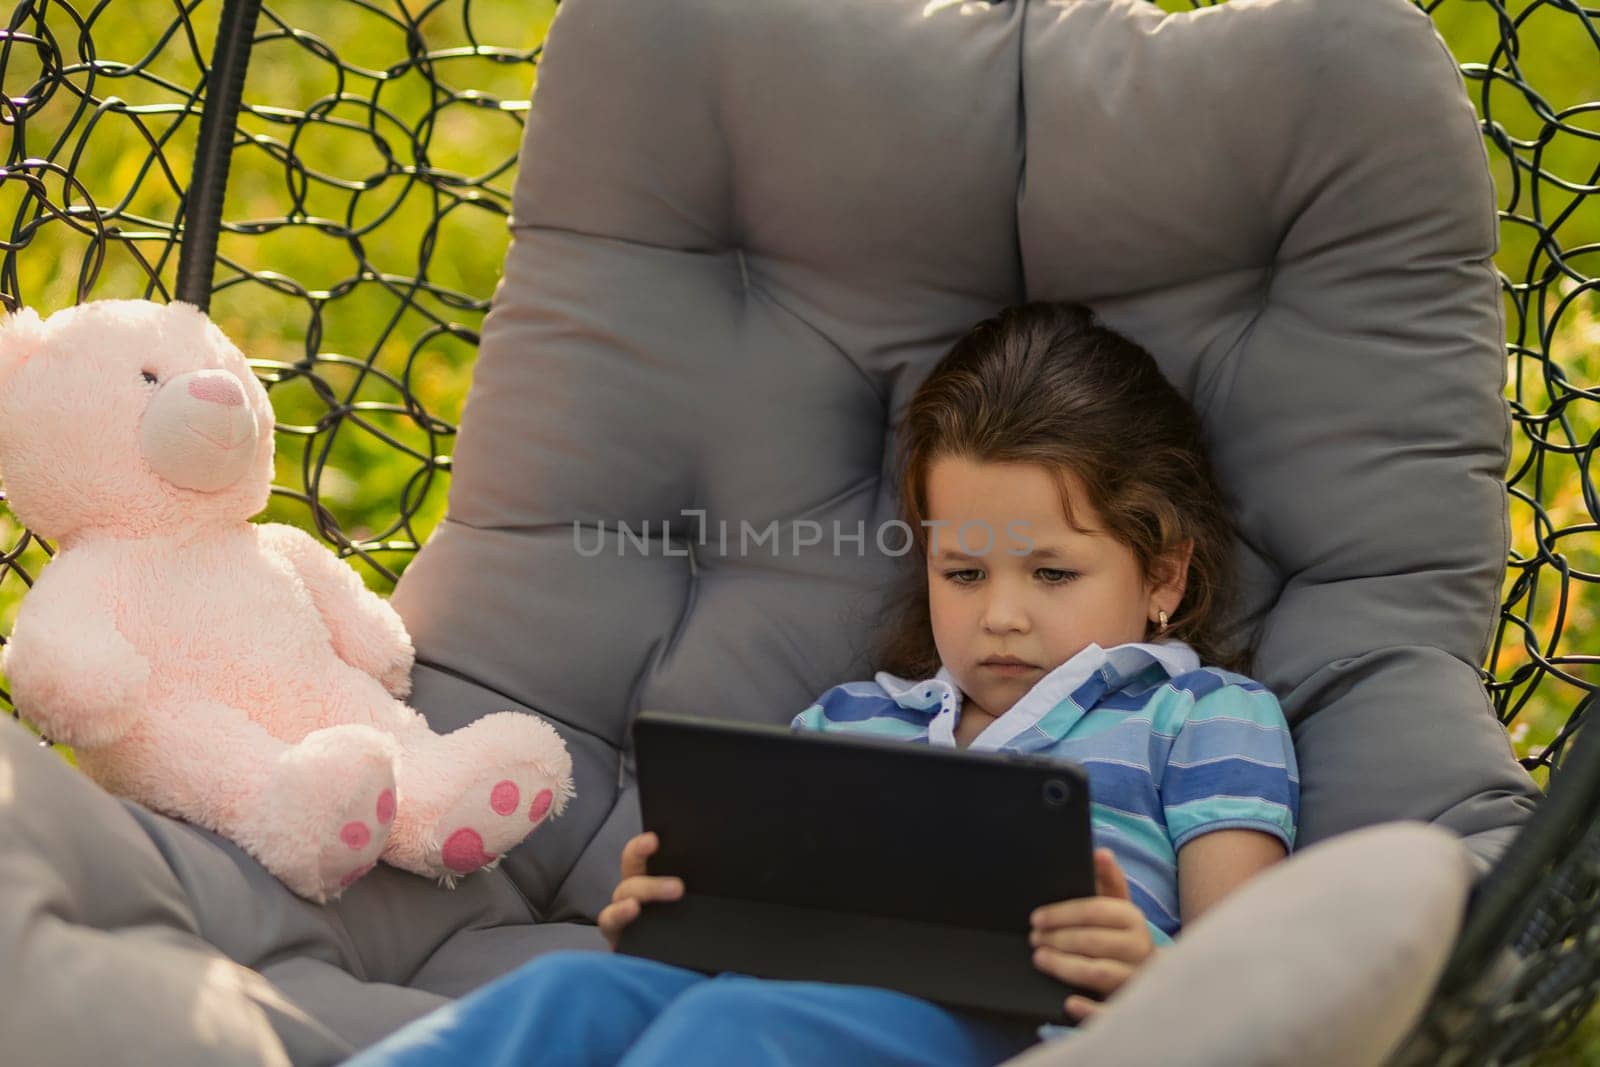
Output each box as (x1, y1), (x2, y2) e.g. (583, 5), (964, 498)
(347, 950), (1041, 1066)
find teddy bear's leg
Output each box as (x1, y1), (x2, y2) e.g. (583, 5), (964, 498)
(79, 704), (399, 903)
(374, 707), (574, 883)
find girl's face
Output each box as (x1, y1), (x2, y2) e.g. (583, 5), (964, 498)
(923, 456), (1189, 719)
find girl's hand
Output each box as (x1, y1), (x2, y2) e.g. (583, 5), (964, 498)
(1029, 848), (1156, 1022)
(597, 832), (685, 950)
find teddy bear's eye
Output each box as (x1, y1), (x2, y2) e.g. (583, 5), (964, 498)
(141, 370), (158, 385)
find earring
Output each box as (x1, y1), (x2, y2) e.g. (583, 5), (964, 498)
(1157, 610), (1169, 635)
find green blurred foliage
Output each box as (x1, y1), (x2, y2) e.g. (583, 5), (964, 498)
(1427, 0), (1599, 787)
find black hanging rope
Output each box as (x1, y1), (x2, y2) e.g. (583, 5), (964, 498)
(174, 0), (262, 308)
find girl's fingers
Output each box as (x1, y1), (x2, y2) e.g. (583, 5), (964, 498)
(600, 874), (686, 947)
(599, 897), (637, 927)
(619, 832), (659, 879)
(610, 874), (684, 904)
(597, 898), (639, 946)
(1094, 849), (1132, 901)
(1030, 896), (1143, 932)
(1031, 947), (1133, 996)
(1030, 926), (1149, 965)
(1064, 995), (1101, 1023)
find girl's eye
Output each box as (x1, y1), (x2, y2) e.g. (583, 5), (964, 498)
(1036, 568), (1079, 583)
(944, 569), (983, 584)
(141, 370), (158, 385)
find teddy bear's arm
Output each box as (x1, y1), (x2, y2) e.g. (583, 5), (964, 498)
(259, 523), (415, 698)
(2, 553), (149, 748)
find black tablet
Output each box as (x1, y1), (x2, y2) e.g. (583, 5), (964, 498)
(615, 710), (1096, 1024)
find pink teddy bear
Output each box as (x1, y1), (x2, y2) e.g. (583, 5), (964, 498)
(0, 299), (573, 902)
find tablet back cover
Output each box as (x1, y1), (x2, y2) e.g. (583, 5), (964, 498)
(618, 712), (1096, 1022)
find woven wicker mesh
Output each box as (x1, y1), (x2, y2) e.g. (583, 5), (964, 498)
(0, 0), (545, 592)
(0, 0), (1593, 1060)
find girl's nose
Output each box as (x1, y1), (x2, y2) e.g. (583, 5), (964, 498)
(981, 593), (1029, 634)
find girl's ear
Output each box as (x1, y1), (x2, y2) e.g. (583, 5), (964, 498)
(1150, 538), (1194, 613)
(0, 307), (44, 397)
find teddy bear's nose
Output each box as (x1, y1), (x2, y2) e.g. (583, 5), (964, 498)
(187, 374), (244, 407)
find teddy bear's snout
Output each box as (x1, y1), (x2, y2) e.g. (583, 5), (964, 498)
(140, 369), (261, 493)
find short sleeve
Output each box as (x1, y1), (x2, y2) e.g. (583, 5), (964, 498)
(1160, 681), (1299, 852)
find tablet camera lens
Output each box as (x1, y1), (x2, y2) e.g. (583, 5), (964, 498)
(1043, 779), (1070, 807)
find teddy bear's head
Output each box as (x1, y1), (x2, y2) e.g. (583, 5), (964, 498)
(0, 299), (276, 543)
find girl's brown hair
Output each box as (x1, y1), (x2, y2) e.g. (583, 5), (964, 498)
(875, 301), (1247, 677)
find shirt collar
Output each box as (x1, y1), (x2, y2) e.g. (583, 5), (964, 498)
(873, 664), (962, 708)
(874, 640), (1200, 748)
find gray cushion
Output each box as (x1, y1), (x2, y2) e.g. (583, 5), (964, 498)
(0, 716), (315, 1066)
(395, 0), (1538, 934)
(1019, 0), (1537, 865)
(1002, 822), (1476, 1067)
(0, 713), (604, 1066)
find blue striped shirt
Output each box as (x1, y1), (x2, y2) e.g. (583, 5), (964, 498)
(791, 640), (1299, 943)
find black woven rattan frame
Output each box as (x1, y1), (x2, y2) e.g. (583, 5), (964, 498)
(0, 0), (1593, 1062)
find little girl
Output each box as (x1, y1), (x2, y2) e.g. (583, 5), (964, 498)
(350, 302), (1299, 1066)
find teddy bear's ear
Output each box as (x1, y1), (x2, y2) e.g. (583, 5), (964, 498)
(164, 299), (224, 346)
(0, 307), (44, 397)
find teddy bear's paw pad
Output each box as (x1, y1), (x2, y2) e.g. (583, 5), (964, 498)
(528, 788), (555, 825)
(311, 774), (393, 895)
(489, 779), (520, 815)
(432, 765), (556, 872)
(486, 779), (557, 825)
(440, 828), (496, 874)
(316, 817), (387, 894)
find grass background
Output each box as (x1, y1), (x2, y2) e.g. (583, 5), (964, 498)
(0, 0), (1593, 1059)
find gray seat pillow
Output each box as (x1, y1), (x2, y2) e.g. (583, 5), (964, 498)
(0, 714), (313, 1067)
(395, 0), (1538, 935)
(0, 0), (1543, 1062)
(0, 712), (602, 1065)
(1001, 822), (1477, 1067)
